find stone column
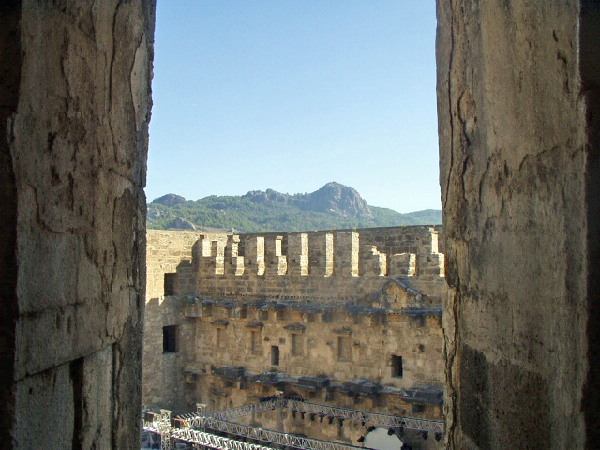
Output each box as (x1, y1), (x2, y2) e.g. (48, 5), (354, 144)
(287, 233), (309, 276)
(437, 0), (594, 447)
(0, 2), (156, 447)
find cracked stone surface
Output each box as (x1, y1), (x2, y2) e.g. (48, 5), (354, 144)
(1, 2), (155, 448)
(437, 1), (592, 448)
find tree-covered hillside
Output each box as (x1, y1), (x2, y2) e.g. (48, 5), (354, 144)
(147, 182), (441, 232)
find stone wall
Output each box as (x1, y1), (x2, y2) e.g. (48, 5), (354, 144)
(148, 226), (445, 303)
(0, 2), (155, 448)
(143, 226), (446, 448)
(146, 230), (204, 300)
(143, 296), (195, 412)
(3, 2), (598, 447)
(437, 1), (599, 448)
(190, 301), (443, 389)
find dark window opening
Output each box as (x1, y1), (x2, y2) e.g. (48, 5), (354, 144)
(164, 273), (177, 296)
(412, 404), (426, 413)
(271, 345), (280, 366)
(163, 325), (177, 353)
(412, 315), (426, 327)
(392, 355), (403, 378)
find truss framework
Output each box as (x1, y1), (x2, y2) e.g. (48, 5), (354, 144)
(206, 398), (443, 434)
(197, 416), (362, 450)
(143, 398), (443, 449)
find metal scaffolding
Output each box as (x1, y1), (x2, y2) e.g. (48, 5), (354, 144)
(197, 416), (363, 450)
(145, 407), (361, 450)
(143, 398), (444, 449)
(145, 409), (271, 450)
(210, 399), (288, 421)
(284, 399), (444, 434)
(207, 398), (443, 434)
(171, 427), (273, 450)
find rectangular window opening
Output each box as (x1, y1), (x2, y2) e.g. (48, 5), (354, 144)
(164, 273), (177, 296)
(412, 404), (426, 413)
(271, 345), (279, 366)
(392, 355), (403, 378)
(217, 328), (226, 348)
(163, 325), (177, 353)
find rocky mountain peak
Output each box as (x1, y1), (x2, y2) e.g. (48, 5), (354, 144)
(243, 188), (292, 204)
(152, 193), (187, 207)
(242, 182), (373, 219)
(306, 182), (374, 219)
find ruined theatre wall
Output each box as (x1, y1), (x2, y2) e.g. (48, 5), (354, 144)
(146, 230), (204, 300)
(148, 226), (445, 303)
(192, 305), (443, 390)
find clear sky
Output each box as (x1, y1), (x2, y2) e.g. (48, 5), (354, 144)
(147, 1), (440, 213)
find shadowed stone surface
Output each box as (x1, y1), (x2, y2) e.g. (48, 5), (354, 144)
(437, 0), (599, 448)
(0, 2), (155, 447)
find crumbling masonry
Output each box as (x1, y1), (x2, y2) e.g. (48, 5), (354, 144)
(143, 226), (446, 446)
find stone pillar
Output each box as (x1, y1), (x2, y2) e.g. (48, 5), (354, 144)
(288, 233), (309, 276)
(223, 235), (238, 276)
(244, 236), (265, 277)
(360, 246), (387, 277)
(437, 0), (597, 447)
(389, 253), (416, 277)
(198, 236), (216, 279)
(0, 1), (155, 447)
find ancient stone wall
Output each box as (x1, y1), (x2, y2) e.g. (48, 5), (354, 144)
(146, 230), (204, 300)
(143, 226), (446, 449)
(437, 1), (599, 448)
(190, 302), (443, 389)
(0, 2), (155, 448)
(147, 226), (445, 303)
(143, 296), (195, 412)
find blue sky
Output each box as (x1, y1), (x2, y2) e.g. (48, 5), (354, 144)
(147, 1), (440, 213)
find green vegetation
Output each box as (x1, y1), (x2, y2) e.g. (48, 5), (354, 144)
(147, 186), (442, 232)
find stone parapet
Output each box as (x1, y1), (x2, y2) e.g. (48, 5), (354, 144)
(147, 226), (445, 303)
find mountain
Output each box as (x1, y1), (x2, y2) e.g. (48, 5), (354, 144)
(146, 182), (442, 232)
